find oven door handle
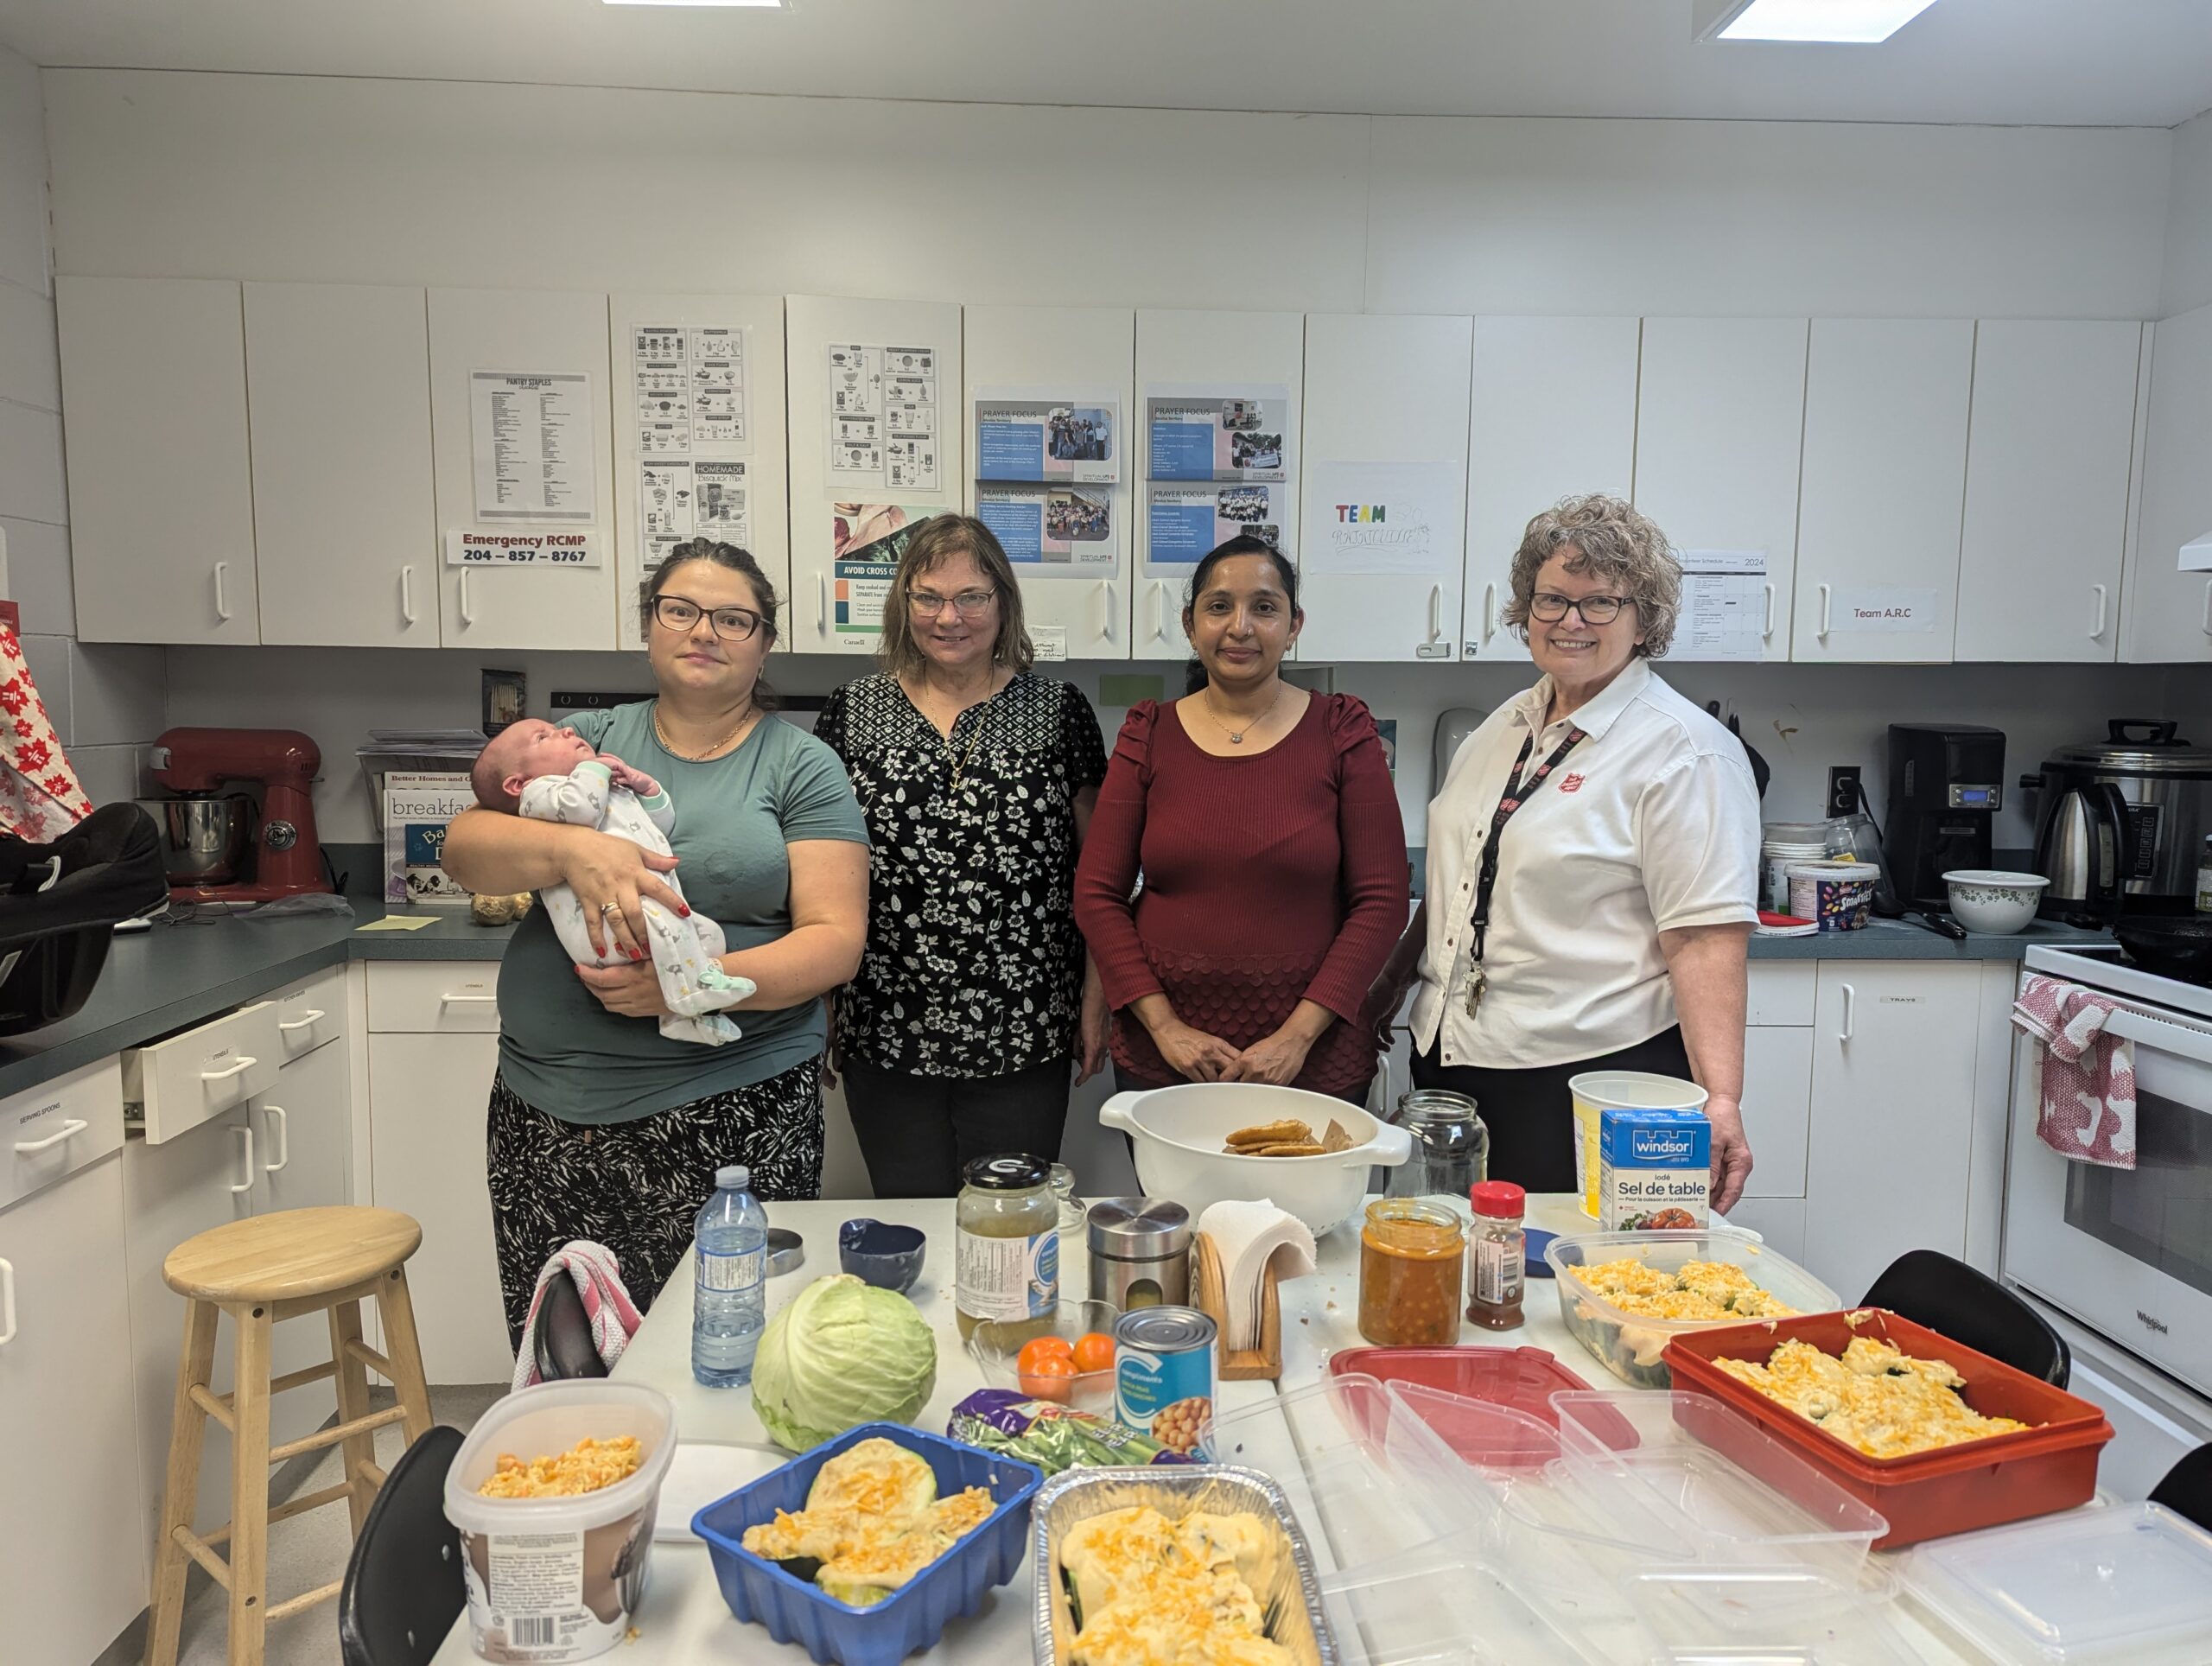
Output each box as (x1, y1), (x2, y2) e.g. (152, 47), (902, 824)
(2104, 1008), (2212, 1066)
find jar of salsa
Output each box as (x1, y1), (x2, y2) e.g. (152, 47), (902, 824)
(1357, 1199), (1465, 1347)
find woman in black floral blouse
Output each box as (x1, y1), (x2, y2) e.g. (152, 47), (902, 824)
(813, 515), (1110, 1196)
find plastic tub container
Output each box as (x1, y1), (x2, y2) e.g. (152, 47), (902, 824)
(1898, 1502), (2212, 1664)
(963, 1298), (1120, 1415)
(1788, 860), (1878, 932)
(1624, 1566), (1920, 1663)
(692, 1421), (1042, 1666)
(1663, 1309), (2115, 1549)
(1326, 1344), (1586, 1425)
(1544, 1229), (1840, 1388)
(442, 1382), (677, 1664)
(1567, 1071), (1707, 1218)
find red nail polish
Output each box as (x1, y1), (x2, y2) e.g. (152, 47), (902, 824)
(679, 904), (692, 917)
(629, 947), (644, 962)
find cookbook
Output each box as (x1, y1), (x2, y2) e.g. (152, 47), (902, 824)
(384, 772), (474, 906)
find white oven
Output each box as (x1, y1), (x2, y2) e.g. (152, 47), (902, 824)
(2004, 945), (2212, 1408)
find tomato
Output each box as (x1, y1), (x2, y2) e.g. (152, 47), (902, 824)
(1016, 1336), (1076, 1377)
(1019, 1354), (1079, 1403)
(1071, 1332), (1116, 1375)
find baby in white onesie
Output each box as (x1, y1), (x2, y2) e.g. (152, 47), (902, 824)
(471, 720), (755, 1046)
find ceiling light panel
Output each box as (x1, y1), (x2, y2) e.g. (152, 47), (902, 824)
(1700, 0), (1942, 44)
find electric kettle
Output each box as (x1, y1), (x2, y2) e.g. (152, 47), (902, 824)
(2028, 779), (2129, 924)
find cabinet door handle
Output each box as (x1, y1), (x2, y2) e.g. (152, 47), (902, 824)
(1483, 582), (1498, 641)
(1152, 580), (1169, 641)
(231, 1124), (256, 1194)
(1818, 583), (1833, 639)
(13, 1116), (86, 1154)
(2088, 584), (2107, 639)
(817, 573), (829, 637)
(440, 992), (499, 1005)
(261, 1105), (289, 1173)
(1837, 982), (1855, 1043)
(1427, 584), (1442, 644)
(213, 561), (232, 623)
(1762, 582), (1776, 639)
(0, 1257), (15, 1347)
(277, 1009), (326, 1033)
(200, 1055), (258, 1084)
(401, 564), (417, 626)
(2202, 579), (2212, 639)
(460, 569), (477, 628)
(1096, 579), (1114, 641)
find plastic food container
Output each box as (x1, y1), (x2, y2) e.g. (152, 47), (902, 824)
(1898, 1502), (2212, 1664)
(1788, 860), (1878, 932)
(1326, 1344), (1586, 1427)
(1544, 1229), (1841, 1388)
(442, 1382), (677, 1664)
(691, 1421), (1043, 1666)
(963, 1298), (1120, 1415)
(1663, 1309), (2115, 1548)
(1567, 1071), (1707, 1218)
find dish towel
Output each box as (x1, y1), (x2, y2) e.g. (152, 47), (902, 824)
(0, 617), (90, 840)
(2012, 973), (2137, 1169)
(511, 1239), (646, 1392)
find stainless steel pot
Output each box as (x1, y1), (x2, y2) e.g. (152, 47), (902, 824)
(2022, 720), (2212, 913)
(132, 796), (252, 885)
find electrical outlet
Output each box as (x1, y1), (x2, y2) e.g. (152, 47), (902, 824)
(1827, 766), (1863, 819)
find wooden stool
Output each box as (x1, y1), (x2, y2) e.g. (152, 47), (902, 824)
(146, 1205), (435, 1666)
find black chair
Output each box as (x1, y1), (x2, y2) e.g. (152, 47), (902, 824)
(1859, 1250), (2070, 1388)
(532, 1270), (611, 1382)
(2150, 1442), (2212, 1534)
(338, 1424), (467, 1666)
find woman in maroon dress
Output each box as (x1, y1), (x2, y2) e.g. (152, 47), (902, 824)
(1073, 537), (1408, 1103)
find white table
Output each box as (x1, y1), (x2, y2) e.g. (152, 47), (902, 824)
(434, 1195), (1984, 1665)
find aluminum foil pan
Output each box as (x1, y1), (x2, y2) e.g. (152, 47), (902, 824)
(1030, 1464), (1338, 1664)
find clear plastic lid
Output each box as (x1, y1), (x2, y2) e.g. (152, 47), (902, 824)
(1899, 1503), (2212, 1664)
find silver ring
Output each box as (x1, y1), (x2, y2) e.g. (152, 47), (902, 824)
(599, 902), (620, 917)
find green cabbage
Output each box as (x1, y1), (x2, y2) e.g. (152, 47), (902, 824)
(751, 1274), (938, 1452)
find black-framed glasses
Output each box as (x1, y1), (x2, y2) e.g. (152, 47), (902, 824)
(1529, 592), (1634, 626)
(908, 588), (997, 619)
(652, 595), (763, 641)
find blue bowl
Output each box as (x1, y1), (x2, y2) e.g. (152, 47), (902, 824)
(693, 1422), (1044, 1666)
(837, 1218), (926, 1294)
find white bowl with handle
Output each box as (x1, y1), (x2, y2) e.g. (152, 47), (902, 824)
(1096, 1082), (1414, 1237)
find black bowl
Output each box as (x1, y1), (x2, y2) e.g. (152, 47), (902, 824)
(2115, 915), (2212, 981)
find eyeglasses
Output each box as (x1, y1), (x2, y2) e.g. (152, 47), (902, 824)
(1529, 592), (1635, 626)
(652, 595), (763, 641)
(908, 588), (998, 619)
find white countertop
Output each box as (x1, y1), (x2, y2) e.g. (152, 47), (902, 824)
(432, 1195), (1984, 1666)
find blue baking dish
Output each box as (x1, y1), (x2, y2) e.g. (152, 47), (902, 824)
(692, 1421), (1044, 1666)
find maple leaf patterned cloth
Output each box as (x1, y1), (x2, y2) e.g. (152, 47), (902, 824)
(2012, 972), (2137, 1170)
(0, 624), (90, 841)
(511, 1239), (646, 1392)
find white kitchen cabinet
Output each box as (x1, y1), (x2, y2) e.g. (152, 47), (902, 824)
(368, 1029), (509, 1384)
(1722, 1198), (1807, 1264)
(1632, 318), (1808, 663)
(0, 1154), (148, 1666)
(429, 288), (619, 650)
(1792, 319), (1974, 664)
(56, 276), (261, 645)
(2124, 305), (2212, 663)
(1955, 321), (2143, 664)
(247, 283), (440, 647)
(786, 296), (965, 657)
(963, 304), (1135, 661)
(1740, 1023), (1812, 1201)
(1132, 309), (1305, 662)
(1464, 317), (1639, 664)
(1298, 314), (1471, 663)
(1802, 962), (1983, 1303)
(255, 1025), (350, 1453)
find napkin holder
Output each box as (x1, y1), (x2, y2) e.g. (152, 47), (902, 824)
(1190, 1230), (1281, 1381)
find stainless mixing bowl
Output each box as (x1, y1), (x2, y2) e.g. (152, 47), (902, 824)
(132, 797), (253, 885)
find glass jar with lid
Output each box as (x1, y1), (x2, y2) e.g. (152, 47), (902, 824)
(1383, 1089), (1489, 1205)
(956, 1154), (1059, 1340)
(1357, 1199), (1465, 1347)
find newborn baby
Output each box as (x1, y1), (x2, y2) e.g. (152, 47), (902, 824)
(471, 720), (755, 1046)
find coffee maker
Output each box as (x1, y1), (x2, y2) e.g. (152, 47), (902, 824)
(140, 728), (329, 903)
(1881, 724), (2006, 908)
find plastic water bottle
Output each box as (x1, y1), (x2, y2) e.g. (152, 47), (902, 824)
(692, 1164), (768, 1387)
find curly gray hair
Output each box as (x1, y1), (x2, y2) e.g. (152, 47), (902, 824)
(1503, 493), (1681, 660)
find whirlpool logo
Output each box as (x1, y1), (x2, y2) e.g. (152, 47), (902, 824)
(2138, 1310), (2171, 1336)
(1630, 1128), (1698, 1162)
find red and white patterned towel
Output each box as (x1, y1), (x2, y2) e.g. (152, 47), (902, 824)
(2012, 973), (2137, 1170)
(511, 1239), (645, 1392)
(0, 621), (90, 840)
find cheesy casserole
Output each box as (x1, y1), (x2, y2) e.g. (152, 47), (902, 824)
(1714, 1336), (2031, 1459)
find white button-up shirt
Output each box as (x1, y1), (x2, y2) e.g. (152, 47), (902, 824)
(1411, 658), (1760, 1070)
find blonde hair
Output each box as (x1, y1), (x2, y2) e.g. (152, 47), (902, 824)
(875, 514), (1034, 679)
(1503, 493), (1681, 659)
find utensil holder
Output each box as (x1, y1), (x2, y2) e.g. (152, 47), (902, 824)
(1190, 1230), (1281, 1381)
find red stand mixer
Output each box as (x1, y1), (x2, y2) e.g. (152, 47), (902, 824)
(142, 728), (331, 903)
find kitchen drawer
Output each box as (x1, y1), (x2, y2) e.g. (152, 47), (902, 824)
(274, 966), (346, 1060)
(367, 961), (503, 1033)
(123, 1002), (282, 1144)
(1745, 961), (1816, 1027)
(0, 1056), (125, 1211)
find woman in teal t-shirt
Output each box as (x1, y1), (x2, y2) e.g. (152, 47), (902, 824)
(443, 542), (869, 1347)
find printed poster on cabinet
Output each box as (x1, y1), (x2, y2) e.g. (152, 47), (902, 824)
(626, 321), (757, 585)
(825, 343), (940, 493)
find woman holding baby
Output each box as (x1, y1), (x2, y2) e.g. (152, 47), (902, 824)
(443, 538), (868, 1346)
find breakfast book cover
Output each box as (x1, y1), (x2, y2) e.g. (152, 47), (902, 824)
(384, 772), (475, 906)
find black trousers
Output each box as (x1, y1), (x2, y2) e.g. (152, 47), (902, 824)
(842, 1054), (1073, 1199)
(1410, 1026), (1694, 1196)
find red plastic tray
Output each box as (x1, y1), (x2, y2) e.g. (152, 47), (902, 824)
(1663, 1308), (2113, 1549)
(1328, 1345), (1586, 1426)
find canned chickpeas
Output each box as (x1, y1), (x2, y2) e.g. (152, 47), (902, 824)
(1113, 1307), (1217, 1456)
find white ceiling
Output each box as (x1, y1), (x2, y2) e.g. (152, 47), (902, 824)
(2, 0), (2210, 129)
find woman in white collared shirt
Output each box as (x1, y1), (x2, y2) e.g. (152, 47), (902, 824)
(1370, 495), (1762, 1207)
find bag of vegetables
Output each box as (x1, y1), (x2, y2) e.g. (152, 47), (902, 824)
(751, 1274), (938, 1451)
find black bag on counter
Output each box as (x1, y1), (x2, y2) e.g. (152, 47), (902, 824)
(0, 802), (170, 1035)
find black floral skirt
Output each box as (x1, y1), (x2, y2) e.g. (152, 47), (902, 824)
(486, 1059), (825, 1351)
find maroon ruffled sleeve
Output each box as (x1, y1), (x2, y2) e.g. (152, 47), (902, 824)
(1300, 695), (1411, 1026)
(1072, 702), (1165, 1012)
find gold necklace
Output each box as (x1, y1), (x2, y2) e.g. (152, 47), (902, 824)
(653, 700), (757, 761)
(1201, 681), (1285, 746)
(913, 671), (1001, 789)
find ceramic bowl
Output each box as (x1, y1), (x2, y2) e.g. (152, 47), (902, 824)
(1942, 869), (2050, 935)
(837, 1218), (926, 1294)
